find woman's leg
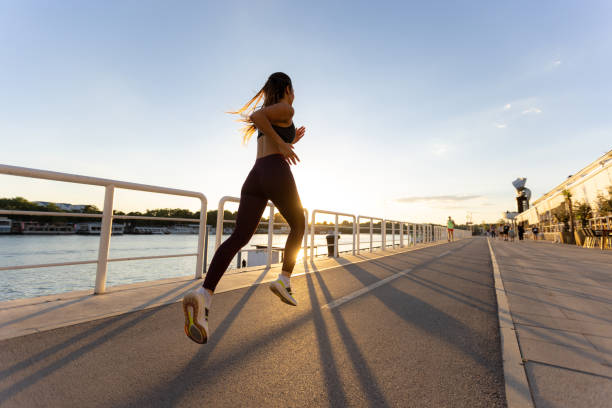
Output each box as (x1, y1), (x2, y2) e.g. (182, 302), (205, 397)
(263, 161), (305, 275)
(203, 174), (268, 292)
(274, 196), (305, 274)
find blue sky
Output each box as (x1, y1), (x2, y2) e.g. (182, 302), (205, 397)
(1, 0), (611, 224)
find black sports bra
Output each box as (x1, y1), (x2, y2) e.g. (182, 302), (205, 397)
(257, 123), (296, 144)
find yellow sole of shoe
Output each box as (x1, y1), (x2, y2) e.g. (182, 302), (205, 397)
(182, 295), (207, 344)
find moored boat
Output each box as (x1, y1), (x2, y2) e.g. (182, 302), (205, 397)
(76, 223), (125, 235)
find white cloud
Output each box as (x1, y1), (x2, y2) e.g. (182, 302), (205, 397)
(503, 104), (511, 110)
(495, 123), (507, 128)
(522, 108), (542, 114)
(432, 143), (449, 156)
(553, 60), (561, 67)
(396, 195), (482, 203)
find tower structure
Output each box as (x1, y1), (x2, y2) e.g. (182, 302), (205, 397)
(512, 178), (531, 213)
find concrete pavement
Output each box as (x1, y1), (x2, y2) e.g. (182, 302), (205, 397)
(489, 238), (612, 408)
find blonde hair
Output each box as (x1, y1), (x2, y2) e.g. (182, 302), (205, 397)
(229, 72), (292, 144)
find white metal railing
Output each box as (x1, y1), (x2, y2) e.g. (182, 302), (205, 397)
(1, 164), (474, 299)
(0, 164), (207, 294)
(384, 220), (407, 249)
(356, 216), (384, 253)
(310, 210), (357, 261)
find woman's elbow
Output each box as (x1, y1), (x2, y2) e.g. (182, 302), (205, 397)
(249, 110), (262, 123)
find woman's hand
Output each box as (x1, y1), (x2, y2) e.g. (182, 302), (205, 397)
(278, 142), (300, 165)
(293, 126), (306, 144)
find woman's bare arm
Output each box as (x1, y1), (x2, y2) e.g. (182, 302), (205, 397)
(250, 102), (300, 164)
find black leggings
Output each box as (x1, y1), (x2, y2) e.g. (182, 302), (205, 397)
(203, 154), (305, 292)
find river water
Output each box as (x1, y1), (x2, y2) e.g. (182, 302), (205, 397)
(0, 232), (401, 301)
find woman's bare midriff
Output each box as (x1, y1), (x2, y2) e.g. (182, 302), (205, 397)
(256, 120), (293, 159)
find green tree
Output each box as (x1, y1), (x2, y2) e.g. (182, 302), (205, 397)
(552, 204), (570, 228)
(595, 187), (612, 216)
(572, 201), (592, 227)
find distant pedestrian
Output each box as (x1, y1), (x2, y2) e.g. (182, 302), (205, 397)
(491, 225), (496, 238)
(518, 224), (524, 240)
(182, 72), (306, 344)
(447, 216), (455, 242)
(509, 227), (515, 242)
(532, 226), (539, 240)
(503, 224), (510, 241)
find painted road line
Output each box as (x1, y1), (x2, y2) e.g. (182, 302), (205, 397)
(322, 268), (413, 310)
(322, 245), (459, 310)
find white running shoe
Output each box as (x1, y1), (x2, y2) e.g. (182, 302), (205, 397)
(269, 279), (297, 306)
(182, 288), (210, 344)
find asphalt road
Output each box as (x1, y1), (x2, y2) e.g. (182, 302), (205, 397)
(0, 238), (506, 407)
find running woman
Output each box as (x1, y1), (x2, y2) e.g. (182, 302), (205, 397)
(183, 72), (306, 344)
(447, 216), (455, 242)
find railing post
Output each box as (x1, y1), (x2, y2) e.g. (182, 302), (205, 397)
(369, 220), (373, 252)
(204, 225), (209, 273)
(334, 214), (339, 258)
(303, 209), (309, 260)
(215, 198), (225, 251)
(310, 212), (316, 262)
(357, 216), (361, 254)
(382, 220), (386, 250)
(400, 222), (404, 247)
(267, 206), (274, 267)
(195, 198), (207, 279)
(391, 222), (395, 248)
(352, 217), (356, 255)
(95, 185), (114, 294)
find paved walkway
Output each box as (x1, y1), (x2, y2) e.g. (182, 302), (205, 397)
(490, 239), (612, 408)
(0, 238), (506, 407)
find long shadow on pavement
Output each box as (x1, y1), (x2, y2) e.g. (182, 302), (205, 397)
(308, 268), (392, 407)
(0, 279), (195, 379)
(320, 239), (509, 405)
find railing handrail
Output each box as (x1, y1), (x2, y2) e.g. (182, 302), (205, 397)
(0, 209), (202, 223)
(0, 164), (208, 293)
(310, 209), (357, 260)
(0, 164), (206, 200)
(1, 163), (472, 298)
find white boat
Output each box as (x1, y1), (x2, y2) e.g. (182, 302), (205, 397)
(132, 226), (166, 235)
(167, 224), (199, 234)
(11, 221), (76, 235)
(0, 217), (11, 234)
(76, 223), (125, 235)
(23, 223), (76, 235)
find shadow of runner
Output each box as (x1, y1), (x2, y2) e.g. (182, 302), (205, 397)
(309, 263), (391, 408)
(0, 279), (196, 384)
(116, 267), (274, 407)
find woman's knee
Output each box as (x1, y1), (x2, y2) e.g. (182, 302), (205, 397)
(290, 217), (305, 238)
(226, 229), (252, 248)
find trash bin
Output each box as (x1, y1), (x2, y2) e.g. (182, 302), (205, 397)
(325, 233), (340, 257)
